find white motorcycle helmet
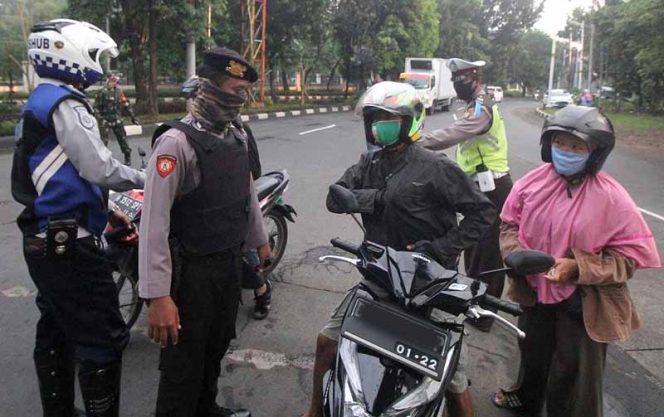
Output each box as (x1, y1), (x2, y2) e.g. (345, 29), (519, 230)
(28, 19), (119, 89)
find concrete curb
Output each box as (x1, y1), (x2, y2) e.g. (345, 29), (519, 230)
(535, 107), (549, 118)
(0, 105), (352, 151)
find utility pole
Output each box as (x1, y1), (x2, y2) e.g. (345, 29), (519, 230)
(577, 22), (585, 90)
(587, 22), (595, 91)
(185, 0), (196, 79)
(547, 37), (557, 95)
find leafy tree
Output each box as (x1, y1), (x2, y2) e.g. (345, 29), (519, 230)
(509, 29), (551, 95)
(436, 0), (490, 62)
(0, 0), (67, 91)
(480, 0), (544, 85)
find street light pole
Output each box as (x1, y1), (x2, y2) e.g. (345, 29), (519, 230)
(548, 37), (556, 95)
(587, 22), (595, 91)
(577, 22), (585, 90)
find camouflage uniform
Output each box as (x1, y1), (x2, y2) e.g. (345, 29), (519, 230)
(94, 84), (135, 164)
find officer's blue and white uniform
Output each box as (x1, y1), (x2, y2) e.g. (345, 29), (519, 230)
(12, 19), (145, 417)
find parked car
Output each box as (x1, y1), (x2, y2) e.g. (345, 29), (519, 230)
(486, 86), (503, 102)
(543, 89), (573, 108)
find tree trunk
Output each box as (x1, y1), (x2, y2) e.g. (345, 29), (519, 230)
(326, 58), (341, 91)
(343, 57), (351, 99)
(148, 0), (159, 118)
(268, 66), (277, 103)
(121, 1), (149, 115)
(281, 69), (289, 93)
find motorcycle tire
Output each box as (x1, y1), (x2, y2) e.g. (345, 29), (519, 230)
(263, 212), (288, 276)
(114, 270), (143, 330)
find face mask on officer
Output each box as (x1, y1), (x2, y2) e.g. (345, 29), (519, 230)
(453, 79), (476, 101)
(190, 77), (247, 131)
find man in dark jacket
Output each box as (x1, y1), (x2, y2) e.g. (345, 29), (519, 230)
(302, 82), (496, 417)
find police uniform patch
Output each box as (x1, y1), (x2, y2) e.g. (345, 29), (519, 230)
(73, 105), (95, 130)
(156, 155), (177, 178)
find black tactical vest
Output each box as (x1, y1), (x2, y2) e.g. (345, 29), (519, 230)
(152, 120), (250, 255)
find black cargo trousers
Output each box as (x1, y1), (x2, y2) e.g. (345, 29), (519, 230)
(155, 247), (243, 417)
(23, 235), (129, 417)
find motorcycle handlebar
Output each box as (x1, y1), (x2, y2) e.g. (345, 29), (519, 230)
(481, 294), (523, 316)
(330, 238), (361, 257)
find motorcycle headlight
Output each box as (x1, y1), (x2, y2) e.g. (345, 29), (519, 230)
(341, 340), (371, 416)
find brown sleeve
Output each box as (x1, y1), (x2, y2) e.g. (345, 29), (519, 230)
(499, 222), (524, 259)
(573, 247), (636, 286)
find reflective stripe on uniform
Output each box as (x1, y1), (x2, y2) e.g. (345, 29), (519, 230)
(31, 145), (69, 195)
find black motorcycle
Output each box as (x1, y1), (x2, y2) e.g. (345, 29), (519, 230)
(320, 184), (554, 417)
(105, 148), (296, 329)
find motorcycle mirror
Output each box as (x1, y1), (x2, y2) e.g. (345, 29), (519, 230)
(329, 184), (360, 214)
(504, 250), (555, 276)
(137, 147), (147, 158)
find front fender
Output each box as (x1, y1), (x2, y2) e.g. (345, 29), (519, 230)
(269, 203), (297, 223)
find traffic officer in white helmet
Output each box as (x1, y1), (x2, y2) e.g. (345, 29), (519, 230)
(419, 58), (512, 332)
(11, 19), (144, 417)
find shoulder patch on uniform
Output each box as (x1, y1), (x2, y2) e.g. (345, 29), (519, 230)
(73, 105), (95, 130)
(156, 154), (177, 178)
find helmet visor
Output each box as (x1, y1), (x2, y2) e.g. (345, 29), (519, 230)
(90, 46), (119, 64)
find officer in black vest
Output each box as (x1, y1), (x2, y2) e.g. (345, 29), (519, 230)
(138, 47), (270, 417)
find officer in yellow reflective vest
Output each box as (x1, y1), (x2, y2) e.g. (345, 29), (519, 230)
(419, 58), (512, 332)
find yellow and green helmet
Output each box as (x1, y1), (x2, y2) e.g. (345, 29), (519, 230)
(355, 81), (425, 146)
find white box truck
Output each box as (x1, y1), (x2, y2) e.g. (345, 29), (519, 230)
(401, 57), (455, 114)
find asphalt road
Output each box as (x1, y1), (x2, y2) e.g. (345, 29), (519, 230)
(1, 98), (663, 416)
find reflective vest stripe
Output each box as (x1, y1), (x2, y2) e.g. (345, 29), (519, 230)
(33, 146), (69, 195)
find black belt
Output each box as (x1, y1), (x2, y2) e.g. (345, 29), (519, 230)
(24, 234), (104, 254)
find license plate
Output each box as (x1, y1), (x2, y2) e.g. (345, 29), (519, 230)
(341, 297), (447, 380)
(111, 194), (142, 220)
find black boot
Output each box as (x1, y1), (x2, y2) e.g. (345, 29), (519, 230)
(123, 152), (132, 166)
(79, 363), (121, 417)
(34, 347), (76, 417)
(252, 280), (272, 320)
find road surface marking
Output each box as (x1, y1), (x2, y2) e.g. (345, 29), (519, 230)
(227, 348), (314, 370)
(299, 124), (336, 136)
(2, 286), (36, 298)
(639, 208), (664, 223)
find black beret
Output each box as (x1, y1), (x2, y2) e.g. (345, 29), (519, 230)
(197, 46), (258, 83)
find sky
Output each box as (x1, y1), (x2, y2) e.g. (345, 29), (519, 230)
(534, 0), (595, 36)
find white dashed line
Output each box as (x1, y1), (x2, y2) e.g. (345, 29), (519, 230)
(299, 124), (336, 136)
(226, 348), (314, 370)
(639, 208), (664, 223)
(2, 286), (36, 298)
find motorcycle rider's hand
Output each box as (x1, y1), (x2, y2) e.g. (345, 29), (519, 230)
(148, 296), (181, 348)
(257, 243), (272, 270)
(545, 257), (579, 284)
(108, 208), (137, 239)
(407, 240), (432, 254)
(131, 117), (139, 125)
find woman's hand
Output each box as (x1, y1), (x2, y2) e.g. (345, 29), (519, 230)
(545, 258), (579, 284)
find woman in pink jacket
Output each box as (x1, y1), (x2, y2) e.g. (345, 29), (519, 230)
(492, 106), (660, 417)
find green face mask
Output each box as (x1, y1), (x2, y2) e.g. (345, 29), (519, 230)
(371, 120), (401, 147)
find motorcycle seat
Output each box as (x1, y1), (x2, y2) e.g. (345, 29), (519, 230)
(255, 175), (281, 200)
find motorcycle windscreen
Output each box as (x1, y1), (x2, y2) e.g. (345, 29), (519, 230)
(340, 296), (449, 381)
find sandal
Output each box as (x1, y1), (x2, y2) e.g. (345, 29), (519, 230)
(491, 388), (523, 410)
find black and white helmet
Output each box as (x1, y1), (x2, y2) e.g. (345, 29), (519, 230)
(541, 105), (615, 175)
(28, 19), (118, 88)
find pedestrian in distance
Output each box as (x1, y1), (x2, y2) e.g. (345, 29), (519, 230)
(94, 73), (138, 165)
(11, 19), (145, 417)
(419, 58), (513, 332)
(138, 46), (271, 417)
(301, 81), (496, 417)
(492, 105), (660, 417)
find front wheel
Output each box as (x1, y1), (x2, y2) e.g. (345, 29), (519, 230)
(263, 212), (288, 276)
(114, 270), (143, 330)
